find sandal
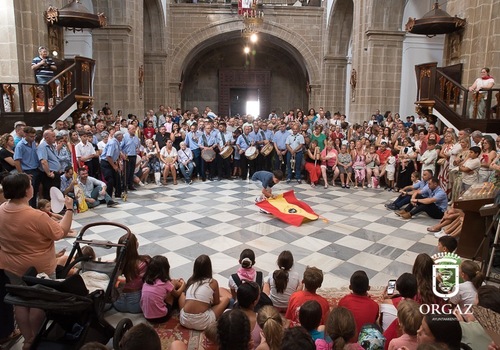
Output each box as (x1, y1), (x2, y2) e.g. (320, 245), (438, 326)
(0, 329), (21, 346)
(427, 227), (441, 233)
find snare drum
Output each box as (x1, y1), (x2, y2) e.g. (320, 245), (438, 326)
(201, 149), (216, 162)
(220, 145), (234, 159)
(245, 146), (258, 160)
(260, 143), (273, 156)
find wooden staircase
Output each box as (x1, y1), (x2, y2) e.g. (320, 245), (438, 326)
(415, 62), (500, 133)
(0, 56), (95, 133)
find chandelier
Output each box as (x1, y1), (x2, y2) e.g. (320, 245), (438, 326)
(239, 0), (264, 39)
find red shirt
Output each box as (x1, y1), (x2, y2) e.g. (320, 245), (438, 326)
(285, 290), (330, 325)
(376, 148), (391, 165)
(338, 293), (379, 338)
(143, 127), (156, 140)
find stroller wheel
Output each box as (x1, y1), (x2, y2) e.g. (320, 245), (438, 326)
(113, 318), (133, 350)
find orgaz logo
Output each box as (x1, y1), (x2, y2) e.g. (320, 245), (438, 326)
(431, 252), (460, 300)
(418, 252), (471, 315)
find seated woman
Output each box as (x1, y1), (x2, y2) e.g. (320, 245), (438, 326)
(304, 140), (322, 188)
(159, 139), (178, 185)
(365, 144), (380, 188)
(0, 173), (74, 350)
(144, 138), (161, 186)
(352, 140), (367, 188)
(337, 144), (353, 189)
(320, 140), (339, 189)
(179, 255), (230, 331)
(113, 233), (150, 314)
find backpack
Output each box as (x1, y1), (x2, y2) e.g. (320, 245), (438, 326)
(358, 324), (385, 350)
(231, 271), (273, 312)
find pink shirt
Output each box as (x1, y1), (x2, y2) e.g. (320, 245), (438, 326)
(140, 279), (174, 319)
(388, 334), (418, 350)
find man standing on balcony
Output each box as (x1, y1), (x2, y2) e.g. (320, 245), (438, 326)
(31, 46), (60, 99)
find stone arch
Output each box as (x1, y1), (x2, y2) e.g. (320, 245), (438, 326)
(144, 0), (165, 52)
(328, 0), (353, 56)
(323, 0), (354, 113)
(169, 19), (320, 85)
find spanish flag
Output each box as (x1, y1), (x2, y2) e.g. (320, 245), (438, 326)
(256, 190), (319, 226)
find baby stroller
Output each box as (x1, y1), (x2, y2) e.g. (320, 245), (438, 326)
(4, 222), (134, 350)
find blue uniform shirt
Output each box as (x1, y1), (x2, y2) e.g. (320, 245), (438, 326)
(121, 133), (140, 156)
(184, 131), (201, 150)
(198, 131), (219, 148)
(37, 140), (61, 172)
(273, 130), (290, 150)
(421, 185), (448, 212)
(13, 138), (39, 170)
(100, 137), (121, 162)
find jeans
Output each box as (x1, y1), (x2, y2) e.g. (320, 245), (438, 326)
(286, 151), (303, 180)
(179, 161), (195, 181)
(403, 195), (445, 219)
(113, 290), (142, 314)
(87, 185), (112, 208)
(392, 194), (411, 209)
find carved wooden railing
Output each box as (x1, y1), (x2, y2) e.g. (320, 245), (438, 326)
(0, 56), (95, 133)
(415, 62), (500, 133)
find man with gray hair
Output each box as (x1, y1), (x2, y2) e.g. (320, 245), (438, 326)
(470, 130), (483, 147)
(37, 129), (62, 200)
(100, 131), (124, 199)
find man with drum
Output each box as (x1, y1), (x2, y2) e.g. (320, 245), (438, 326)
(273, 122), (290, 173)
(198, 123), (220, 181)
(259, 121), (274, 172)
(236, 125), (257, 180)
(218, 122), (233, 180)
(285, 124), (305, 184)
(250, 121), (265, 172)
(184, 123), (202, 179)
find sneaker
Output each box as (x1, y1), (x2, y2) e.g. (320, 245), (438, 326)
(286, 179), (291, 184)
(297, 179), (302, 184)
(434, 230), (447, 238)
(107, 200), (119, 208)
(387, 188), (393, 192)
(156, 181), (162, 186)
(367, 184), (372, 188)
(138, 181), (145, 187)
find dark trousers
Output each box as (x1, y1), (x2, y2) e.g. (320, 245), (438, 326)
(41, 171), (62, 200)
(273, 150), (287, 173)
(25, 169), (41, 208)
(403, 195), (445, 219)
(240, 153), (256, 179)
(0, 270), (14, 339)
(101, 161), (121, 198)
(262, 151), (273, 172)
(392, 194), (411, 209)
(126, 155), (137, 188)
(220, 154), (232, 179)
(192, 148), (202, 178)
(286, 151), (303, 180)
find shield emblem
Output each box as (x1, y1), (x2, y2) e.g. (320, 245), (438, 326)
(432, 263), (459, 300)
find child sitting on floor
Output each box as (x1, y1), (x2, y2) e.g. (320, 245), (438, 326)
(299, 300), (325, 341)
(285, 266), (330, 325)
(338, 270), (379, 338)
(140, 255), (185, 323)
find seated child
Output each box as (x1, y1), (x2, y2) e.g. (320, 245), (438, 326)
(450, 260), (485, 313)
(140, 255), (185, 323)
(38, 199), (77, 237)
(315, 306), (363, 350)
(388, 300), (422, 350)
(285, 266), (330, 325)
(299, 300), (325, 341)
(228, 249), (263, 300)
(263, 250), (302, 311)
(338, 270), (379, 338)
(256, 305), (284, 350)
(119, 323), (161, 350)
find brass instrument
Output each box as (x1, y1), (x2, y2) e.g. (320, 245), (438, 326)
(278, 151), (284, 165)
(291, 154), (296, 174)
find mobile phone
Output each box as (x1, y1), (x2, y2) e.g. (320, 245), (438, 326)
(387, 279), (396, 295)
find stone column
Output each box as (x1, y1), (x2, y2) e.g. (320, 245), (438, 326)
(323, 55), (348, 115)
(349, 29), (405, 124)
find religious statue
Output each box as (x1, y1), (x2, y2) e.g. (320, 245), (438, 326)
(138, 65), (144, 100)
(350, 68), (357, 102)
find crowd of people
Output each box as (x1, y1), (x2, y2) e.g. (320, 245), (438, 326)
(1, 102), (500, 350)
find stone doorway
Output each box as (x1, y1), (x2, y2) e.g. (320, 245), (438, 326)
(230, 88), (259, 117)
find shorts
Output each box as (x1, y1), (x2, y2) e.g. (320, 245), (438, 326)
(387, 171), (395, 181)
(179, 308), (216, 331)
(145, 303), (173, 324)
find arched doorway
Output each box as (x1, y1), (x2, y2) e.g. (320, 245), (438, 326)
(179, 32), (310, 117)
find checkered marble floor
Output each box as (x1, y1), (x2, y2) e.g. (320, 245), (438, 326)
(56, 179), (439, 290)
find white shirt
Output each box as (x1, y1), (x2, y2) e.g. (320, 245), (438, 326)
(75, 141), (96, 160)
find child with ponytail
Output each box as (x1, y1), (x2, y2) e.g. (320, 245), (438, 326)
(256, 305), (284, 350)
(450, 260), (485, 312)
(263, 250), (302, 311)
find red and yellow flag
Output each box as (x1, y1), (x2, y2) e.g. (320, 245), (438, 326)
(256, 190), (319, 226)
